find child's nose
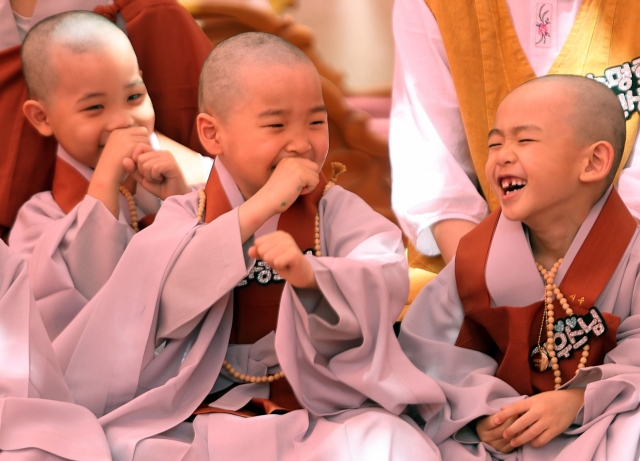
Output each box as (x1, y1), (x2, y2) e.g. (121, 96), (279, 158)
(496, 144), (517, 165)
(106, 111), (136, 131)
(285, 131), (312, 155)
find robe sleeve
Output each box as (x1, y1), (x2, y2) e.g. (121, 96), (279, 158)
(398, 260), (523, 444)
(0, 242), (112, 460)
(9, 193), (132, 339)
(276, 186), (448, 418)
(561, 240), (640, 432)
(157, 194), (254, 340)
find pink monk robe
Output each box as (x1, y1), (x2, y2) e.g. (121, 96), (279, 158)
(8, 143), (163, 340)
(0, 241), (111, 460)
(400, 188), (640, 460)
(56, 161), (447, 460)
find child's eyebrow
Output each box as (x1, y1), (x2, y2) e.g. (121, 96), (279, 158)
(257, 106), (327, 117)
(258, 109), (289, 117)
(488, 124), (542, 137)
(126, 79), (144, 88)
(75, 79), (145, 104)
(76, 92), (106, 103)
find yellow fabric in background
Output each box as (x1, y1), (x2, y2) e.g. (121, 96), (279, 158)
(268, 0), (295, 13)
(424, 0), (640, 211)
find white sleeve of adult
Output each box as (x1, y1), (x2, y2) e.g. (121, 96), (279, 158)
(389, 0), (489, 256)
(617, 136), (640, 220)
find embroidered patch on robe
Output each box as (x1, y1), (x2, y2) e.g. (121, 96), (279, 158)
(237, 249), (316, 287)
(587, 58), (640, 119)
(552, 307), (608, 361)
(532, 1), (556, 49)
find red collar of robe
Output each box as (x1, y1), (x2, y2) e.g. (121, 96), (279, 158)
(454, 188), (634, 395)
(201, 165), (327, 412)
(51, 156), (155, 229)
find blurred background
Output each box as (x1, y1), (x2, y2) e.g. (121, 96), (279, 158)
(287, 0), (395, 91)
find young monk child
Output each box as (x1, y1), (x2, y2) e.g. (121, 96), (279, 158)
(9, 11), (207, 340)
(0, 240), (112, 460)
(400, 74), (640, 460)
(57, 32), (447, 460)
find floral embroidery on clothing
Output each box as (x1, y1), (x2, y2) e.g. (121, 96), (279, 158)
(535, 3), (552, 46)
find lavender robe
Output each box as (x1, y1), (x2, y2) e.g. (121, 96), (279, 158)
(0, 241), (111, 460)
(9, 140), (212, 340)
(400, 188), (640, 460)
(57, 163), (447, 460)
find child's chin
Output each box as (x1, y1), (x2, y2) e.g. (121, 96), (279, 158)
(500, 205), (526, 222)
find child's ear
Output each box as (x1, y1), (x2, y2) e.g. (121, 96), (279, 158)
(23, 100), (54, 136)
(197, 112), (224, 156)
(579, 140), (615, 184)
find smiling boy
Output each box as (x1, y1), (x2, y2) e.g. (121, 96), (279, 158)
(58, 32), (446, 460)
(9, 11), (200, 340)
(400, 74), (640, 460)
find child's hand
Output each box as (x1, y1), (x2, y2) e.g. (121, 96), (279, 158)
(256, 157), (320, 215)
(124, 148), (190, 200)
(89, 127), (152, 218)
(248, 231), (318, 290)
(496, 388), (585, 449)
(95, 127), (152, 185)
(475, 414), (518, 453)
(238, 158), (320, 243)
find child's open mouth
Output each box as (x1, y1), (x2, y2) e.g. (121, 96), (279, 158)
(500, 177), (527, 197)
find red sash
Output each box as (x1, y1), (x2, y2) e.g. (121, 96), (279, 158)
(51, 157), (154, 229)
(197, 167), (326, 414)
(51, 158), (90, 215)
(454, 189), (635, 395)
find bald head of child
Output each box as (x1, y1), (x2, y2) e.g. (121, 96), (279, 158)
(486, 75), (625, 226)
(21, 11), (154, 168)
(196, 32), (328, 199)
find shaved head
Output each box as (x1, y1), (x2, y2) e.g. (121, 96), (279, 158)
(21, 11), (133, 103)
(199, 32), (313, 118)
(516, 75), (626, 185)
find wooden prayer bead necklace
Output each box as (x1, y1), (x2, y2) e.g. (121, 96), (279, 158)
(535, 258), (590, 389)
(195, 163), (346, 384)
(119, 185), (139, 233)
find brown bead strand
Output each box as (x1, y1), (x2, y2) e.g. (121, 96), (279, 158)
(119, 185), (139, 233)
(194, 188), (282, 383)
(205, 163), (347, 384)
(314, 162), (347, 256)
(536, 259), (590, 389)
(196, 188), (206, 222)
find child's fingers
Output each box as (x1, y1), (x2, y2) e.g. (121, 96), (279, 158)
(122, 158), (136, 174)
(150, 157), (183, 183)
(127, 168), (145, 186)
(509, 420), (546, 448)
(248, 246), (258, 259)
(492, 439), (516, 454)
(300, 171), (320, 195)
(131, 143), (155, 162)
(502, 410), (537, 439)
(138, 155), (167, 184)
(496, 400), (529, 425)
(261, 244), (291, 269)
(135, 151), (161, 168)
(529, 427), (556, 448)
